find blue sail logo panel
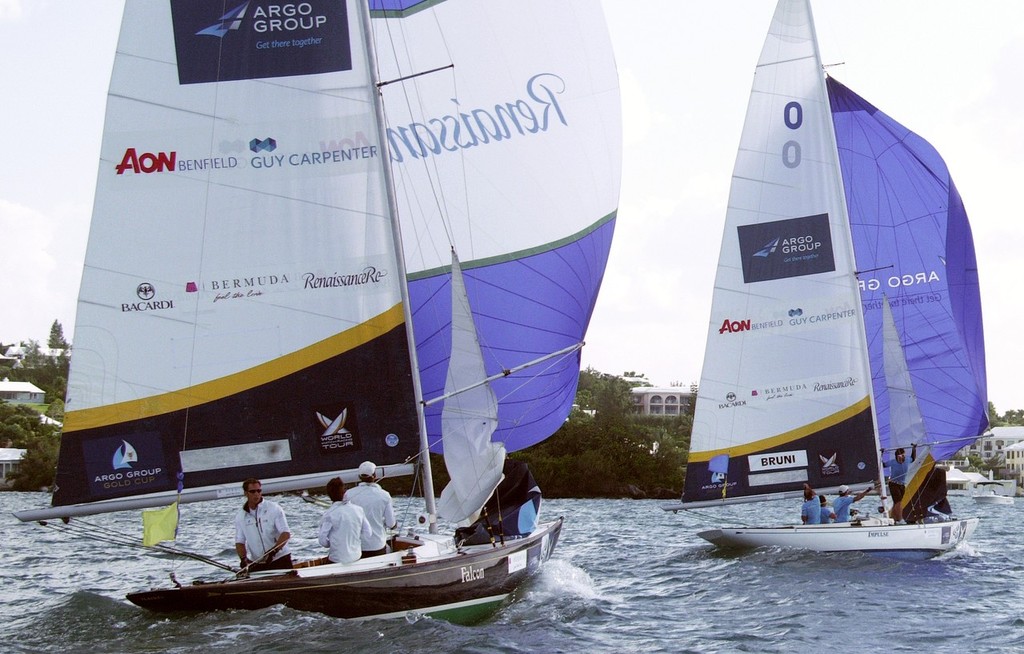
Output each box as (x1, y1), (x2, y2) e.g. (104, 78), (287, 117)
(84, 433), (169, 500)
(737, 213), (836, 284)
(170, 0), (352, 84)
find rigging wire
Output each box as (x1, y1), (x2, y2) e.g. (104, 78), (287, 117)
(36, 518), (236, 572)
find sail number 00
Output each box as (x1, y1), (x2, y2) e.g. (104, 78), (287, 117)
(782, 101), (802, 169)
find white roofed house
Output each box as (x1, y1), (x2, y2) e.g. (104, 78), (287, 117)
(0, 379), (46, 405)
(0, 448), (27, 489)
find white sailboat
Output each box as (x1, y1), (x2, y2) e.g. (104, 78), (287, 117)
(663, 0), (987, 557)
(14, 0), (621, 621)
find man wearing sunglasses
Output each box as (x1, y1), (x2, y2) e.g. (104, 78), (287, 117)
(234, 478), (293, 572)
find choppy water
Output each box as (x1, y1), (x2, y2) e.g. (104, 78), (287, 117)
(3, 492), (1022, 653)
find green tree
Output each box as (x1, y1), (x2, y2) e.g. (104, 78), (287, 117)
(45, 398), (65, 424)
(48, 320), (70, 350)
(988, 402), (1003, 427)
(516, 369), (689, 498)
(7, 429), (59, 491)
(0, 401), (60, 490)
(1000, 409), (1024, 426)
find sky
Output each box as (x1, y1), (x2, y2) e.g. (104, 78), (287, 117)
(1, 1), (1022, 411)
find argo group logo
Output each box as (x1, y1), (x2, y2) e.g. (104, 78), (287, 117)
(86, 434), (168, 499)
(170, 1), (353, 84)
(737, 213), (836, 283)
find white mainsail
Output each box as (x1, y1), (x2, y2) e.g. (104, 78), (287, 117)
(18, 0), (622, 531)
(682, 0), (878, 506)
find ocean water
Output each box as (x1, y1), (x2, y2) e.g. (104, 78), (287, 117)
(3, 492), (1021, 653)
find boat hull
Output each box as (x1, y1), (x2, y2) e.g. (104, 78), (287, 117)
(972, 495), (1013, 506)
(127, 518), (561, 624)
(698, 517), (978, 558)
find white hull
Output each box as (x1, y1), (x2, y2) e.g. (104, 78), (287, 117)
(698, 517), (978, 557)
(972, 494), (1013, 506)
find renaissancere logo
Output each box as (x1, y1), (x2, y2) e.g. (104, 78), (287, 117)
(303, 267), (386, 290)
(388, 73), (572, 164)
(813, 377), (857, 392)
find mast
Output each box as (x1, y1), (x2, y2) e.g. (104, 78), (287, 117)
(356, 0), (438, 533)
(807, 0), (888, 508)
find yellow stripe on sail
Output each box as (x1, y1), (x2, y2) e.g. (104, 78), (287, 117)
(65, 303), (406, 433)
(898, 453), (936, 511)
(142, 501), (179, 546)
(688, 396), (872, 463)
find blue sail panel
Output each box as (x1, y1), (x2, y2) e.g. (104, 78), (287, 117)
(410, 218), (615, 454)
(827, 77), (988, 464)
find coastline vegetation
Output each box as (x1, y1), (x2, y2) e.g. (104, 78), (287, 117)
(1, 320), (1021, 496)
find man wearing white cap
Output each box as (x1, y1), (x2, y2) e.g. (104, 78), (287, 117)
(344, 461), (397, 557)
(832, 483), (876, 523)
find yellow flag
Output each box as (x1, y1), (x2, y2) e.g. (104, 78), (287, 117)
(142, 501), (179, 546)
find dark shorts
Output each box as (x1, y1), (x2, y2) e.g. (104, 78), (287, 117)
(888, 481), (906, 502)
(251, 553), (293, 572)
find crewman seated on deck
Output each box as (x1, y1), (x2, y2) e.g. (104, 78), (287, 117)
(319, 477), (373, 564)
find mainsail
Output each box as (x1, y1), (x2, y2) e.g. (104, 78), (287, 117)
(681, 0), (878, 506)
(18, 0), (621, 524)
(41, 0), (418, 517)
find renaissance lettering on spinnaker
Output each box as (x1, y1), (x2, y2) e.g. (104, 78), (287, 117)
(387, 73), (570, 162)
